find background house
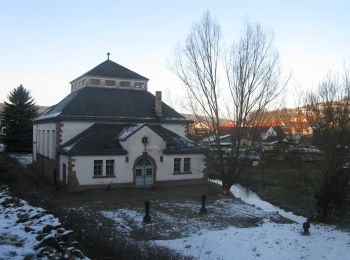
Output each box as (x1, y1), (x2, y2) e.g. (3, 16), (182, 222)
(33, 57), (207, 190)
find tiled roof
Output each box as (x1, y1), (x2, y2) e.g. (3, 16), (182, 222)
(148, 125), (207, 154)
(59, 123), (206, 156)
(35, 87), (187, 123)
(71, 59), (148, 82)
(59, 124), (127, 156)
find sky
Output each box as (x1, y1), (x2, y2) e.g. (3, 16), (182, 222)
(0, 0), (349, 111)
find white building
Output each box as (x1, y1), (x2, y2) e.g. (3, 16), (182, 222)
(33, 56), (207, 190)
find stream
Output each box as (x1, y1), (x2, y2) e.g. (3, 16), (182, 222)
(210, 179), (306, 223)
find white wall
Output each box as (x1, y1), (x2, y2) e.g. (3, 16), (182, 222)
(73, 155), (128, 185)
(60, 125), (204, 186)
(61, 121), (94, 144)
(120, 125), (204, 182)
(157, 154), (204, 181)
(34, 122), (56, 159)
(161, 123), (187, 137)
(120, 125), (164, 178)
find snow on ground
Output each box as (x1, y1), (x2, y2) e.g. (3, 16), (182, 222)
(0, 143), (33, 166)
(156, 221), (350, 260)
(101, 198), (284, 239)
(9, 153), (33, 166)
(101, 180), (350, 259)
(227, 181), (306, 223)
(153, 182), (350, 259)
(0, 186), (87, 259)
(0, 186), (59, 259)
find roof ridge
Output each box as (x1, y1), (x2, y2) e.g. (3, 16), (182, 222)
(70, 59), (148, 83)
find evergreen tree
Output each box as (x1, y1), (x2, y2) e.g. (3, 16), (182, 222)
(3, 85), (38, 152)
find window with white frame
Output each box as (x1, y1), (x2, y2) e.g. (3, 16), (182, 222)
(184, 158), (191, 172)
(120, 81), (131, 87)
(90, 78), (101, 86)
(51, 130), (56, 158)
(46, 130), (50, 157)
(174, 158), (181, 173)
(37, 130), (41, 153)
(106, 160), (115, 176)
(41, 130), (45, 155)
(94, 160), (103, 176)
(134, 82), (144, 88)
(105, 80), (115, 87)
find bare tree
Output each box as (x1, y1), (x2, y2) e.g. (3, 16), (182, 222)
(173, 12), (286, 194)
(305, 69), (350, 218)
(173, 11), (222, 139)
(172, 11), (226, 181)
(221, 22), (286, 193)
(306, 71), (350, 179)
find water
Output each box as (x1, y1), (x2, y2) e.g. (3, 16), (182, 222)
(211, 179), (306, 223)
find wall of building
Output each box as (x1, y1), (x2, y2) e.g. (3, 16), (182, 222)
(121, 125), (204, 182)
(60, 121), (94, 144)
(71, 76), (148, 92)
(161, 123), (187, 137)
(157, 154), (205, 181)
(73, 155), (128, 185)
(120, 125), (164, 178)
(33, 122), (57, 160)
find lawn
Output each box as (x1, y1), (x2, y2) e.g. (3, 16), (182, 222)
(238, 160), (324, 217)
(2, 152), (350, 260)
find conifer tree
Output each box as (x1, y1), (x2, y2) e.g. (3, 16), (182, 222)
(3, 85), (38, 152)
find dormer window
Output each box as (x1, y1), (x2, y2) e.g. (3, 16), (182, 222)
(135, 82), (144, 88)
(105, 80), (115, 87)
(120, 81), (131, 88)
(90, 79), (101, 86)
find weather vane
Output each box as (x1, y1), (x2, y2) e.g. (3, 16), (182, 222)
(107, 52), (110, 60)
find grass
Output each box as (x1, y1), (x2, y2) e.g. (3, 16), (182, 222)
(2, 151), (292, 259)
(238, 160), (324, 217)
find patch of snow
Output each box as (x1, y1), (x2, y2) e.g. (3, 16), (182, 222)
(101, 209), (144, 235)
(0, 143), (5, 152)
(62, 140), (79, 152)
(9, 153), (33, 166)
(156, 221), (350, 260)
(211, 180), (305, 223)
(36, 111), (61, 120)
(101, 197), (283, 239)
(0, 186), (59, 259)
(0, 186), (88, 259)
(118, 123), (145, 141)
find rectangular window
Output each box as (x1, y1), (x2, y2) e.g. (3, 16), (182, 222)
(106, 160), (115, 176)
(105, 80), (115, 86)
(51, 130), (56, 158)
(37, 130), (41, 153)
(120, 81), (131, 87)
(46, 130), (50, 156)
(42, 131), (45, 155)
(134, 82), (144, 88)
(174, 158), (181, 173)
(184, 158), (191, 172)
(94, 160), (103, 176)
(90, 79), (101, 85)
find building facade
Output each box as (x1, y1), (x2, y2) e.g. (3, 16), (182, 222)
(33, 57), (207, 190)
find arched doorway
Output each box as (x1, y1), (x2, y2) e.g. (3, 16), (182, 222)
(134, 157), (155, 186)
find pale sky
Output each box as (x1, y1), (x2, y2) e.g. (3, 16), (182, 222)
(0, 0), (349, 111)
